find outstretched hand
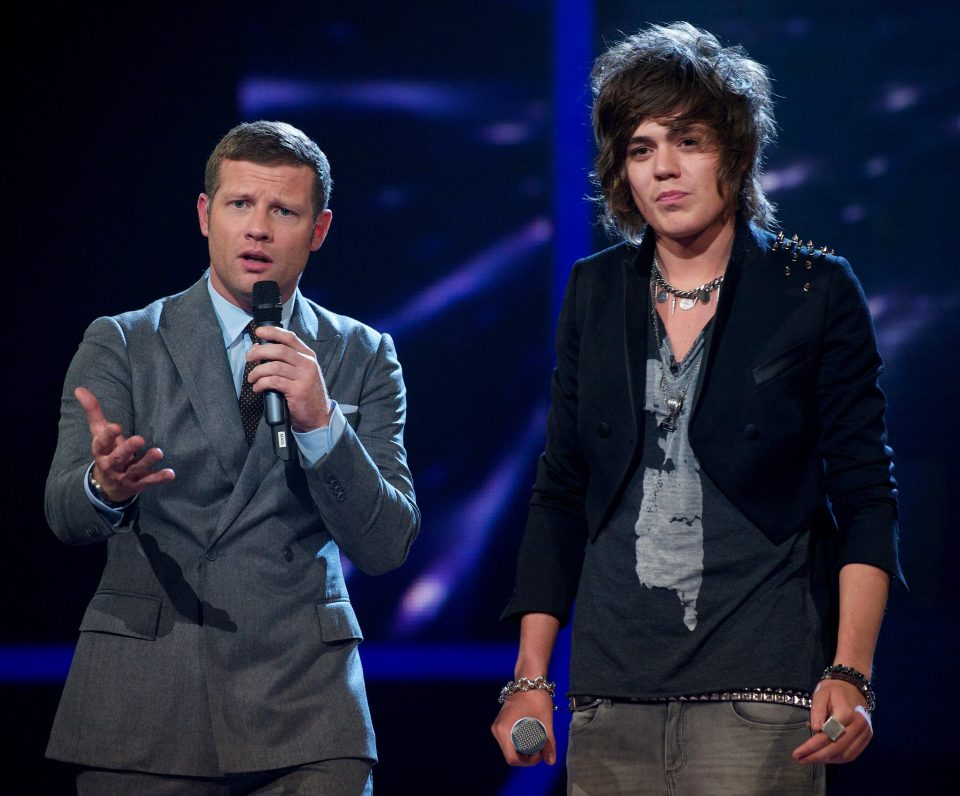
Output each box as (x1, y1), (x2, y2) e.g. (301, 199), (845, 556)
(75, 386), (175, 503)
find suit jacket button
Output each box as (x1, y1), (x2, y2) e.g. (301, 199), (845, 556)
(597, 422), (611, 438)
(744, 424), (760, 440)
(205, 548), (218, 561)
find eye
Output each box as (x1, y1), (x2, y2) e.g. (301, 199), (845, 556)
(629, 145), (651, 158)
(679, 137), (700, 148)
(230, 200), (247, 209)
(276, 207), (297, 218)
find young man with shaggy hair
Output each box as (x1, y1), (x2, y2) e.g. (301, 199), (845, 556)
(493, 22), (902, 795)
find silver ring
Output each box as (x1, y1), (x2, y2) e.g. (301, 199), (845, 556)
(822, 715), (846, 741)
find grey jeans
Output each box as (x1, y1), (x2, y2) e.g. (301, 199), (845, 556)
(567, 700), (825, 796)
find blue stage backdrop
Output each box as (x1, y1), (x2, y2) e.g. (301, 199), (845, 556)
(7, 2), (958, 792)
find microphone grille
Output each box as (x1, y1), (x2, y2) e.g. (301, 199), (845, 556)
(252, 280), (282, 323)
(510, 717), (547, 756)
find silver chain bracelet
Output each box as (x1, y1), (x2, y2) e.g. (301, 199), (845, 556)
(498, 676), (557, 706)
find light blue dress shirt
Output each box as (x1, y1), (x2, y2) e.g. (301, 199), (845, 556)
(85, 274), (346, 521)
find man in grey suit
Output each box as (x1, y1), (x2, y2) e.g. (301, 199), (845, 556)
(44, 120), (420, 794)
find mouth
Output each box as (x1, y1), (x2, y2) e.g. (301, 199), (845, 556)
(656, 191), (688, 204)
(240, 251), (273, 268)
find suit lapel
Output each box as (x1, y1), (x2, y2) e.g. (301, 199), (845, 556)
(159, 279), (248, 485)
(292, 297), (345, 391)
(206, 293), (345, 546)
(624, 235), (654, 433)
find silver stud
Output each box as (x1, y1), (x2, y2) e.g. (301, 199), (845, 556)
(803, 282), (812, 292)
(784, 265), (791, 276)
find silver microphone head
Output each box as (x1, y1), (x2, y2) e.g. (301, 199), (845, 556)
(511, 717), (547, 756)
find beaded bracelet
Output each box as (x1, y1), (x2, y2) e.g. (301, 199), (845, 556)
(819, 664), (876, 712)
(498, 676), (557, 707)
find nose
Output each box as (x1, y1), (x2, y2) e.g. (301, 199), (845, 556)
(654, 148), (680, 180)
(245, 205), (272, 241)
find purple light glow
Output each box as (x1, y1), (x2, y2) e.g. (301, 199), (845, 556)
(841, 204), (866, 223)
(869, 292), (960, 360)
(880, 84), (921, 113)
(239, 78), (469, 117)
(392, 405), (549, 636)
(479, 121), (535, 145)
(373, 218), (553, 336)
(761, 161), (813, 193)
(864, 156), (890, 178)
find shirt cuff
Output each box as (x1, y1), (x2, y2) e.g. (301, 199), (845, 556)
(293, 400), (347, 468)
(83, 463), (135, 527)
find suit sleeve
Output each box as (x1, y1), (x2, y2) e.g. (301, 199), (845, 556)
(307, 332), (420, 576)
(817, 258), (905, 586)
(45, 317), (138, 545)
(502, 260), (589, 624)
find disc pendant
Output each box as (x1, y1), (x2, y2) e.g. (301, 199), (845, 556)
(699, 289), (711, 304)
(656, 290), (668, 304)
(678, 297), (696, 311)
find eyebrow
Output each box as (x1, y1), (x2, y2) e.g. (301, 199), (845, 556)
(628, 124), (708, 144)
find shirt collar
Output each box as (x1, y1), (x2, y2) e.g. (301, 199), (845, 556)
(205, 272), (297, 348)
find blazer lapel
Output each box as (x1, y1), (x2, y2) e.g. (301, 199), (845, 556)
(159, 279), (248, 485)
(624, 235), (655, 433)
(291, 297), (344, 389)
(206, 292), (344, 547)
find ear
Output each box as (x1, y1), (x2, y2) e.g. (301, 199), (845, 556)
(197, 194), (211, 238)
(310, 209), (333, 252)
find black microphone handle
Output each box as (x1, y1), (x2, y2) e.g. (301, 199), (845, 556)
(254, 319), (287, 427)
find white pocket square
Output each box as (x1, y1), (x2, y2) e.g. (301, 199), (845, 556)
(338, 403), (358, 415)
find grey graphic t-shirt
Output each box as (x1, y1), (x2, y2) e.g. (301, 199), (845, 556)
(569, 312), (825, 699)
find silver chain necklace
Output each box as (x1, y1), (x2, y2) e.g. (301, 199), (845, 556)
(650, 278), (703, 433)
(652, 253), (724, 314)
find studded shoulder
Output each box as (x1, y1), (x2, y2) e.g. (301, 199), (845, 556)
(769, 230), (841, 292)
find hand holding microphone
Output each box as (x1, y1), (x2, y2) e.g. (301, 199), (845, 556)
(252, 281), (291, 460)
(511, 717), (548, 756)
(248, 281), (334, 458)
(491, 683), (556, 766)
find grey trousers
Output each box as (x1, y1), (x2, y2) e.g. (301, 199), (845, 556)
(567, 700), (825, 796)
(76, 759), (373, 796)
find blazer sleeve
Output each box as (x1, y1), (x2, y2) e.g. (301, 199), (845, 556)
(817, 257), (905, 586)
(307, 331), (420, 576)
(502, 260), (590, 623)
(45, 316), (139, 545)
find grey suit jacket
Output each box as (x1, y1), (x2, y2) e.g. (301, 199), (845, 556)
(44, 275), (420, 775)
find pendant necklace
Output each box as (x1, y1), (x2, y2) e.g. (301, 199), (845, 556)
(650, 278), (702, 433)
(652, 253), (724, 315)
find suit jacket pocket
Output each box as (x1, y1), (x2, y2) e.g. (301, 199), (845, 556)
(79, 590), (162, 640)
(752, 342), (809, 386)
(315, 598), (364, 643)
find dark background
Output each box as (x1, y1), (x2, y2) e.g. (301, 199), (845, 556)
(6, 1), (958, 793)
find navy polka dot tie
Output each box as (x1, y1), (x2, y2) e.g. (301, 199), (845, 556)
(239, 321), (263, 445)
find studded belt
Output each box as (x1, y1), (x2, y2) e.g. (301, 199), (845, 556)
(569, 688), (812, 711)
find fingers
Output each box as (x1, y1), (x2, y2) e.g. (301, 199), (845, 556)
(251, 324), (313, 353)
(75, 386), (115, 438)
(245, 329), (331, 431)
(74, 387), (174, 502)
(808, 681), (828, 733)
(491, 691), (557, 768)
(793, 703), (873, 765)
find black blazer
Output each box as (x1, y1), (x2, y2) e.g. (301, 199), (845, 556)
(505, 219), (903, 622)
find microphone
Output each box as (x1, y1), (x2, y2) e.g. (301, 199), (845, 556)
(252, 280), (290, 460)
(510, 717), (547, 756)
